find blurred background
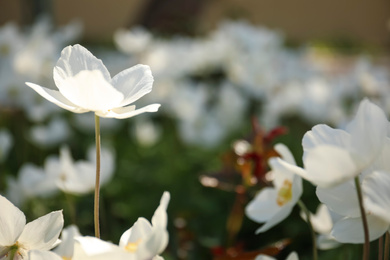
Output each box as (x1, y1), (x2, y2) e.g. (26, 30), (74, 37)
(0, 0), (389, 259)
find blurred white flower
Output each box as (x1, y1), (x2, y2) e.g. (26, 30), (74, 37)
(133, 117), (161, 147)
(50, 145), (115, 195)
(246, 144), (302, 233)
(0, 195), (63, 259)
(26, 44), (160, 119)
(29, 117), (71, 148)
(114, 27), (153, 55)
(74, 192), (170, 260)
(6, 145), (115, 205)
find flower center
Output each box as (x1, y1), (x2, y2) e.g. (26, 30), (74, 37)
(62, 257), (72, 260)
(125, 239), (141, 253)
(276, 179), (293, 206)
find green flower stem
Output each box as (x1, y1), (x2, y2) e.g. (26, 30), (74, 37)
(385, 232), (389, 260)
(297, 200), (318, 260)
(354, 176), (369, 260)
(94, 114), (101, 238)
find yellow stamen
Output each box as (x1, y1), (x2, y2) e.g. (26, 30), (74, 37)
(276, 179), (293, 206)
(125, 239), (141, 253)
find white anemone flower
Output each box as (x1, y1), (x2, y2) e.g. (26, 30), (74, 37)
(26, 44), (160, 119)
(245, 144), (302, 233)
(255, 251), (299, 260)
(275, 99), (389, 188)
(74, 192), (170, 260)
(0, 195), (63, 260)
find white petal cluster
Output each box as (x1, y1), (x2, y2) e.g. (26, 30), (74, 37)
(279, 99), (390, 243)
(52, 192), (170, 260)
(0, 195), (63, 260)
(6, 145), (115, 206)
(245, 144), (302, 233)
(26, 44), (160, 119)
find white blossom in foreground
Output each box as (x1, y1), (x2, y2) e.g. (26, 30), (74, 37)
(255, 251), (298, 260)
(74, 192), (170, 260)
(26, 44), (160, 119)
(277, 99), (389, 188)
(245, 144), (302, 233)
(0, 195), (63, 260)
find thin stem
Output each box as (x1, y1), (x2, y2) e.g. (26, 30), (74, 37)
(94, 114), (101, 238)
(385, 232), (390, 260)
(297, 200), (318, 260)
(379, 235), (384, 260)
(354, 176), (369, 260)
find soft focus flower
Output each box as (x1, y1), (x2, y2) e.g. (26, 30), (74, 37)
(74, 192), (170, 260)
(29, 117), (70, 148)
(0, 195), (63, 259)
(277, 99), (389, 188)
(26, 44), (160, 119)
(255, 251), (298, 260)
(245, 144), (302, 233)
(6, 145), (115, 205)
(314, 136), (390, 243)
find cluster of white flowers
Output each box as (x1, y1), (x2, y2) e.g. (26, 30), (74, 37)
(0, 192), (169, 260)
(6, 145), (115, 206)
(114, 20), (390, 146)
(1, 19), (389, 149)
(245, 99), (390, 258)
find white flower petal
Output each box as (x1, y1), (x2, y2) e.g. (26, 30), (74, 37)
(54, 225), (81, 258)
(28, 250), (62, 260)
(245, 188), (280, 223)
(139, 227), (169, 259)
(363, 171), (390, 223)
(255, 255), (275, 260)
(316, 181), (360, 217)
(304, 145), (358, 187)
(0, 195), (26, 246)
(26, 82), (88, 113)
(310, 204), (333, 234)
(119, 218), (153, 247)
(58, 70), (124, 111)
(96, 104), (161, 119)
(331, 214), (388, 243)
(76, 236), (119, 256)
(286, 252), (299, 260)
(111, 64), (154, 107)
(256, 203), (294, 233)
(346, 99), (388, 169)
(18, 210), (64, 251)
(317, 234), (340, 250)
(151, 192), (170, 228)
(54, 44), (111, 85)
(302, 124), (349, 153)
(274, 143), (296, 165)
